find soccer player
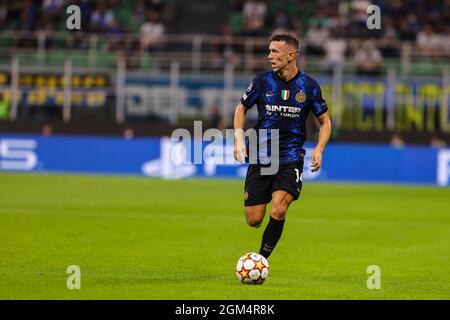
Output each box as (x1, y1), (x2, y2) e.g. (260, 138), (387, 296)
(233, 34), (332, 259)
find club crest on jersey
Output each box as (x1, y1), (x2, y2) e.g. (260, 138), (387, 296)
(296, 92), (306, 103)
(281, 90), (290, 100)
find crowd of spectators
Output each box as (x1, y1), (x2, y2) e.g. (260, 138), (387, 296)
(224, 0), (449, 72)
(0, 0), (167, 52)
(228, 0), (449, 49)
(1, 0), (449, 72)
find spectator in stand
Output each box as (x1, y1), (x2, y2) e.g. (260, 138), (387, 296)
(349, 0), (373, 38)
(322, 27), (347, 73)
(34, 0), (64, 49)
(133, 0), (165, 29)
(307, 5), (332, 31)
(123, 127), (135, 140)
(36, 18), (57, 49)
(397, 14), (420, 41)
(116, 41), (140, 69)
(13, 0), (38, 48)
(270, 11), (296, 38)
(107, 17), (125, 49)
(416, 25), (441, 58)
(90, 0), (116, 33)
(211, 23), (242, 70)
(148, 0), (165, 15)
(241, 0), (267, 37)
(354, 40), (383, 76)
(90, 0), (125, 49)
(430, 135), (446, 148)
(442, 25), (450, 58)
(390, 133), (405, 148)
(209, 105), (225, 133)
(379, 16), (400, 58)
(140, 9), (165, 51)
(305, 21), (328, 56)
(20, 0), (37, 31)
(41, 124), (53, 137)
(78, 0), (94, 30)
(0, 0), (7, 29)
(42, 0), (64, 24)
(132, 0), (148, 25)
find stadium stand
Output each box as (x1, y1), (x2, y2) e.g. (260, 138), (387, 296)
(0, 0), (447, 72)
(0, 0), (449, 145)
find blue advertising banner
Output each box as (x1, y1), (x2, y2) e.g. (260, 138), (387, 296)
(0, 134), (449, 186)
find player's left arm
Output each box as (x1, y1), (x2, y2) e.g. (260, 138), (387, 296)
(311, 111), (332, 173)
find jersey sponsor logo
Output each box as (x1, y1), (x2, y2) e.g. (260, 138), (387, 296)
(295, 92), (306, 103)
(281, 90), (290, 100)
(265, 104), (301, 118)
(265, 105), (301, 113)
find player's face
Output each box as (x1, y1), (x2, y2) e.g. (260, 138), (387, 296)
(268, 41), (296, 72)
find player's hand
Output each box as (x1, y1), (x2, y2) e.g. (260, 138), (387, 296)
(234, 138), (247, 163)
(311, 147), (323, 172)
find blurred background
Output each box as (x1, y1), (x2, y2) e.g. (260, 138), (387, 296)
(0, 0), (449, 185)
(1, 1), (449, 300)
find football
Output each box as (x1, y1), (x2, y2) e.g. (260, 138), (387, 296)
(235, 252), (270, 284)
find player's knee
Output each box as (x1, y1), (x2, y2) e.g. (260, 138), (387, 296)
(244, 209), (263, 228)
(271, 204), (288, 220)
(245, 215), (263, 228)
(244, 205), (265, 228)
(249, 220), (263, 228)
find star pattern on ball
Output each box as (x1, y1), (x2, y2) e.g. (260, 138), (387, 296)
(239, 268), (250, 279)
(254, 261), (264, 272)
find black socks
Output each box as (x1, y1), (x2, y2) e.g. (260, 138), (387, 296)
(259, 216), (285, 258)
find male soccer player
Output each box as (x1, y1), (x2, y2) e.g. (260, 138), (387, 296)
(233, 34), (332, 259)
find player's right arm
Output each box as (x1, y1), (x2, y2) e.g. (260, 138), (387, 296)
(233, 102), (247, 163)
(234, 75), (259, 163)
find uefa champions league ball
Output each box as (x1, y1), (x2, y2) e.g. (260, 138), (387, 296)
(236, 252), (269, 284)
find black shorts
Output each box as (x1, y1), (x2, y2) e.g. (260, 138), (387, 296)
(244, 160), (304, 206)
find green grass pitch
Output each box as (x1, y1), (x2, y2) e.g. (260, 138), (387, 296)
(0, 172), (449, 299)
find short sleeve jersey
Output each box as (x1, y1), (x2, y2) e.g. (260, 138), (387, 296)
(240, 70), (328, 164)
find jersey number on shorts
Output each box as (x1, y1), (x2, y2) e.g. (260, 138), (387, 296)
(294, 168), (302, 182)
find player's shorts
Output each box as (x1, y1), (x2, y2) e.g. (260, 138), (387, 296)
(244, 160), (304, 206)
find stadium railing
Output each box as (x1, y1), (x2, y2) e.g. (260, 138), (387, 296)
(0, 31), (449, 75)
(0, 31), (449, 139)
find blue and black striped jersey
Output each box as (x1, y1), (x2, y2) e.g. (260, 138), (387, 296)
(240, 70), (328, 164)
